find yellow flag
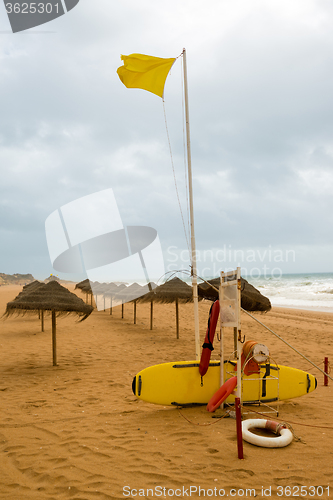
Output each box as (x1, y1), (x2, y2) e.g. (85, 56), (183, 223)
(117, 53), (176, 98)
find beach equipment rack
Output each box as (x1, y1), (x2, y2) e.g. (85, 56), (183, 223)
(219, 268), (280, 417)
(225, 352), (280, 418)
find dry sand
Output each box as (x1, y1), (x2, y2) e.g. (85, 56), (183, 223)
(0, 284), (332, 500)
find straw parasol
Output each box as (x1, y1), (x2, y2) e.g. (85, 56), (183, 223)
(114, 283), (144, 323)
(75, 279), (94, 305)
(116, 283), (143, 302)
(20, 280), (43, 293)
(198, 276), (271, 312)
(12, 280), (43, 301)
(91, 283), (110, 311)
(111, 283), (128, 318)
(4, 281), (93, 366)
(102, 283), (121, 315)
(75, 278), (91, 291)
(139, 277), (193, 304)
(138, 277), (198, 337)
(13, 281), (47, 331)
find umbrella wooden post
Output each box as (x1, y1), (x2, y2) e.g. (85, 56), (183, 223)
(41, 310), (44, 332)
(175, 298), (179, 339)
(52, 310), (57, 366)
(134, 301), (137, 324)
(122, 302), (124, 319)
(150, 301), (153, 330)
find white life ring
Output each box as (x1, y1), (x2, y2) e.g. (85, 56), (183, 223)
(241, 419), (293, 448)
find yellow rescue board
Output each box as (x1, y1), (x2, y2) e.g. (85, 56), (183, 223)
(132, 360), (317, 406)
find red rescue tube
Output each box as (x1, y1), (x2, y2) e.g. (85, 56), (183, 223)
(207, 376), (237, 412)
(199, 300), (220, 377)
(265, 420), (287, 434)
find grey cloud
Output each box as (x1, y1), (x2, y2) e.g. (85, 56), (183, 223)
(1, 0), (333, 277)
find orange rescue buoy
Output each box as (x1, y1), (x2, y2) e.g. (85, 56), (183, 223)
(206, 376), (237, 412)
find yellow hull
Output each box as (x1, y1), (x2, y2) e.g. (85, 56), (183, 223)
(132, 360), (317, 406)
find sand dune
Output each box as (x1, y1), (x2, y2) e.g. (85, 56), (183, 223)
(0, 284), (332, 499)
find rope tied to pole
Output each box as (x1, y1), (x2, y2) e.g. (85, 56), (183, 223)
(177, 407), (231, 426)
(240, 404), (333, 431)
(241, 308), (333, 382)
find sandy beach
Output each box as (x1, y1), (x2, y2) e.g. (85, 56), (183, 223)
(0, 284), (332, 500)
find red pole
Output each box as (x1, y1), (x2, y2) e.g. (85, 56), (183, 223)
(324, 357), (329, 386)
(235, 397), (244, 459)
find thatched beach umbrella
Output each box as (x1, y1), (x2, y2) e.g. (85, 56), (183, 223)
(4, 281), (93, 366)
(21, 280), (43, 293)
(13, 281), (46, 331)
(110, 283), (127, 318)
(197, 276), (271, 312)
(139, 277), (197, 337)
(75, 279), (92, 304)
(87, 281), (100, 307)
(76, 279), (100, 307)
(117, 283), (143, 301)
(92, 283), (110, 311)
(103, 283), (121, 315)
(75, 278), (90, 291)
(12, 280), (44, 302)
(111, 283), (135, 319)
(115, 283), (146, 324)
(13, 280), (43, 302)
(140, 277), (193, 303)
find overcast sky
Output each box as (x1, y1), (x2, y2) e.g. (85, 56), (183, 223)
(1, 0), (333, 282)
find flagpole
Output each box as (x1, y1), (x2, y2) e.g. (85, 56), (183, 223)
(182, 48), (200, 360)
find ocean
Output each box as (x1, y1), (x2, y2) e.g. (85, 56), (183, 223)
(247, 272), (333, 312)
